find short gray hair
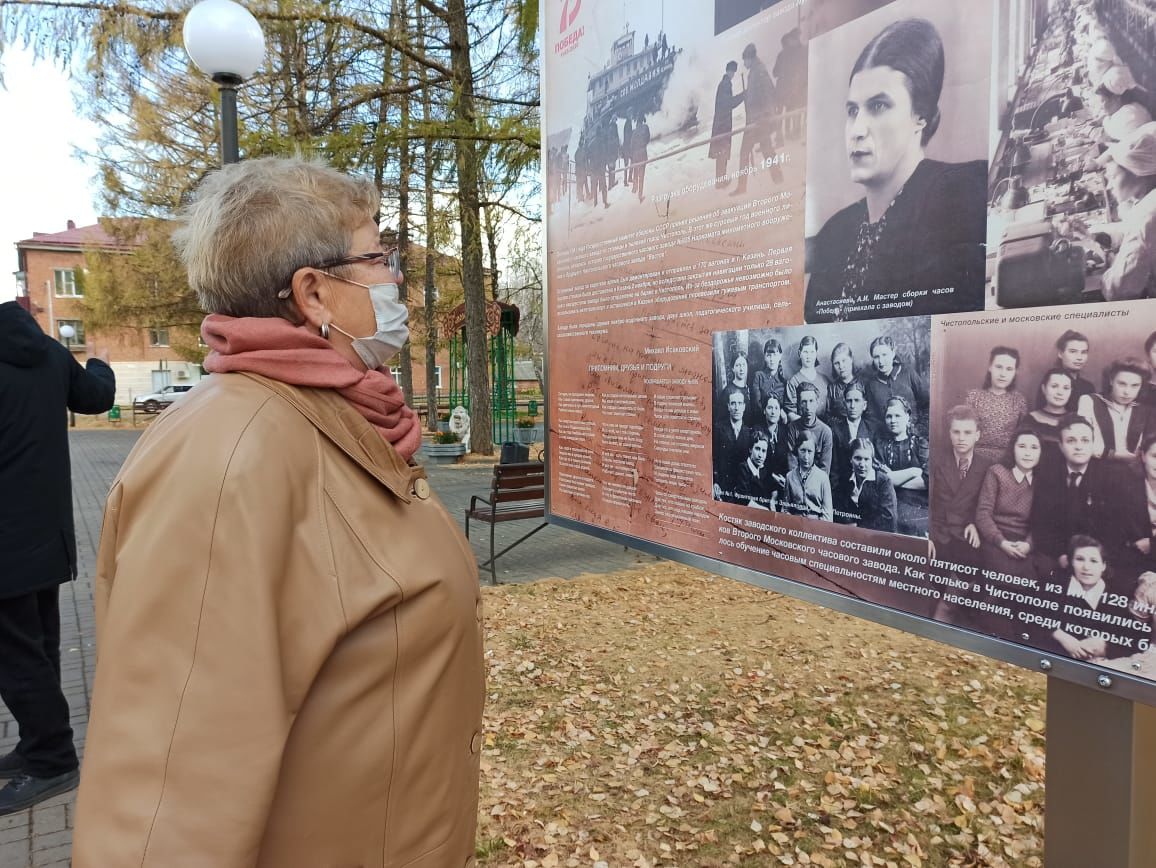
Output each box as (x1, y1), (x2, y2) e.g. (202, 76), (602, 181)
(172, 155), (381, 318)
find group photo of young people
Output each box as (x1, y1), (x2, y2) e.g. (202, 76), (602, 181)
(711, 317), (931, 537)
(931, 306), (1156, 674)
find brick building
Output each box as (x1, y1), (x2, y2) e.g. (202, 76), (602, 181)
(14, 220), (203, 407)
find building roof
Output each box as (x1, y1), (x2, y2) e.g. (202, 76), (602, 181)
(16, 220), (134, 252)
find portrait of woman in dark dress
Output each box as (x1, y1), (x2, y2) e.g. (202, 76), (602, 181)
(804, 17), (986, 322)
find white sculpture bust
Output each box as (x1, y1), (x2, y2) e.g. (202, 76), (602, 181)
(449, 405), (471, 451)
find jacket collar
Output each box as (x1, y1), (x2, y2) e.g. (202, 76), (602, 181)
(241, 373), (419, 503)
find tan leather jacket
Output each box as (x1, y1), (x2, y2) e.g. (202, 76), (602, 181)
(72, 372), (485, 867)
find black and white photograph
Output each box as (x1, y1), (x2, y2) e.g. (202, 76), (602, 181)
(543, 2), (807, 234)
(930, 302), (1156, 669)
(803, 0), (992, 323)
(711, 316), (932, 537)
(986, 0), (1156, 309)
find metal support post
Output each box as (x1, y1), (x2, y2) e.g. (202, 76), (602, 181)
(213, 73), (242, 165)
(1045, 677), (1156, 867)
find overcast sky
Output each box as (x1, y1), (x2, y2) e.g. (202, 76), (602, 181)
(0, 47), (101, 302)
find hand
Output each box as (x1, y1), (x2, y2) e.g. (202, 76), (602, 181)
(1058, 555), (1069, 570)
(1134, 539), (1151, 556)
(928, 540), (937, 561)
(93, 347), (110, 364)
(963, 524), (980, 548)
(1000, 540), (1027, 560)
(1078, 637), (1107, 658)
(1055, 631), (1090, 659)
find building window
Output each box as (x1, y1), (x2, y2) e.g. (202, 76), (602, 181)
(149, 328), (170, 347)
(54, 269), (80, 297)
(56, 319), (85, 347)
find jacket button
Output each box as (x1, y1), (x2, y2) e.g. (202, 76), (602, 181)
(470, 731), (482, 754)
(413, 477), (430, 499)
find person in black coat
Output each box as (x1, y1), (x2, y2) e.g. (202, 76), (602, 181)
(710, 61), (744, 186)
(804, 18), (986, 322)
(0, 301), (115, 812)
(733, 43), (777, 195)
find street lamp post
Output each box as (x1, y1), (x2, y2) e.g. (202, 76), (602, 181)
(182, 0), (265, 165)
(57, 324), (77, 428)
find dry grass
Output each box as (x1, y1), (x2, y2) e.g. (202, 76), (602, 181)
(476, 563), (1046, 867)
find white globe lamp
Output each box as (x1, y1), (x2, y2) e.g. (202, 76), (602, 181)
(182, 0), (265, 164)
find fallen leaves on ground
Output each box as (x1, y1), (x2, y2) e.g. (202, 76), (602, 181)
(475, 563), (1045, 867)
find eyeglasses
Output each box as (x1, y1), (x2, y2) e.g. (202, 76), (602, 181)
(277, 247), (402, 299)
(315, 247), (401, 274)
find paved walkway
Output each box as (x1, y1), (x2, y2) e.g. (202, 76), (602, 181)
(0, 430), (654, 866)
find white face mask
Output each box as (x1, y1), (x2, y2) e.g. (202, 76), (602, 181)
(328, 276), (409, 370)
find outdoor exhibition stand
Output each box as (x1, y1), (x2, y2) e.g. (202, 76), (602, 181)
(540, 1), (1156, 864)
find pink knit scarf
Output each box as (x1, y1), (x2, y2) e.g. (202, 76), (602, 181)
(201, 314), (421, 461)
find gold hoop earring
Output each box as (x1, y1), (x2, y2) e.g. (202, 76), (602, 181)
(320, 322), (330, 340)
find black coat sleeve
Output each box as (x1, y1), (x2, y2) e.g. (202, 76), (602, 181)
(67, 355), (117, 414)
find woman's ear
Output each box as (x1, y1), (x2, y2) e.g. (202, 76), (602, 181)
(290, 268), (332, 332)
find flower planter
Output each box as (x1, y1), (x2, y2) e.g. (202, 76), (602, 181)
(515, 425), (543, 445)
(423, 442), (466, 464)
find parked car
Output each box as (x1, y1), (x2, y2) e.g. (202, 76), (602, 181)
(133, 383), (195, 413)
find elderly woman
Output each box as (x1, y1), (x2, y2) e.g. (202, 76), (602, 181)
(805, 17), (986, 322)
(1099, 122), (1156, 301)
(71, 157), (484, 866)
(966, 346), (1028, 465)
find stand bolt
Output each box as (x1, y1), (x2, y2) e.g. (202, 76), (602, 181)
(1039, 659), (1052, 671)
(1097, 674), (1113, 689)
